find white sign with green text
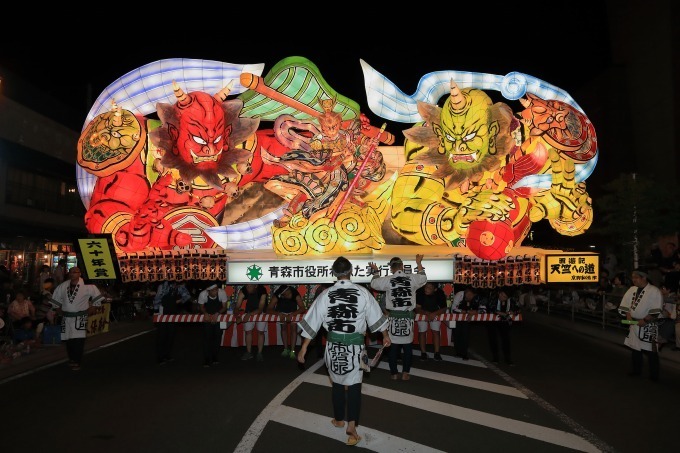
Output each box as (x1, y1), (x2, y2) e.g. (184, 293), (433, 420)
(227, 258), (454, 284)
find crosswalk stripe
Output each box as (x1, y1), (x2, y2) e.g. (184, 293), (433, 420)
(412, 349), (487, 367)
(271, 405), (446, 452)
(367, 346), (488, 368)
(233, 359), (325, 453)
(303, 373), (600, 453)
(371, 362), (527, 398)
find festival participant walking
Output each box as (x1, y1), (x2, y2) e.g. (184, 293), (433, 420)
(153, 280), (192, 365)
(50, 267), (105, 371)
(450, 286), (481, 360)
(485, 287), (519, 365)
(198, 283), (229, 367)
(297, 256), (391, 447)
(235, 284), (269, 361)
(618, 269), (663, 381)
(415, 282), (448, 361)
(369, 255), (427, 380)
(267, 285), (305, 359)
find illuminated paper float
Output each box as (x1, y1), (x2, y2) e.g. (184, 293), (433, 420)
(75, 56), (598, 279)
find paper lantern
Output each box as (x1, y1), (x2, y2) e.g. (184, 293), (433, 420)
(466, 220), (514, 261)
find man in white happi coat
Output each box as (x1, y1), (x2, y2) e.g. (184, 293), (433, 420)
(51, 267), (104, 370)
(369, 254), (427, 380)
(298, 257), (390, 447)
(618, 269), (663, 381)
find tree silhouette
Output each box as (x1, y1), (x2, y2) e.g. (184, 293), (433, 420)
(590, 173), (680, 272)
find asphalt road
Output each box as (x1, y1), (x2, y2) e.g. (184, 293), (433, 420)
(1, 312), (679, 453)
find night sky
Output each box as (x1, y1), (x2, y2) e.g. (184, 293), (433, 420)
(1, 3), (611, 135)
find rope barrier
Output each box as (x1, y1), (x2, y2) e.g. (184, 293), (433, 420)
(152, 313), (523, 323)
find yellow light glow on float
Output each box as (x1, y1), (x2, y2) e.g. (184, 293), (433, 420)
(76, 56), (597, 263)
(271, 163), (399, 256)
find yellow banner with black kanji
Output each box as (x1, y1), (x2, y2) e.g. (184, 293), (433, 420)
(87, 302), (111, 336)
(78, 237), (118, 280)
(545, 254), (599, 283)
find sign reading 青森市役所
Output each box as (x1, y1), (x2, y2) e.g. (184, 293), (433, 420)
(545, 254), (599, 283)
(227, 258), (454, 284)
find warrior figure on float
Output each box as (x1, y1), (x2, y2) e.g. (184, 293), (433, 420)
(262, 96), (386, 227)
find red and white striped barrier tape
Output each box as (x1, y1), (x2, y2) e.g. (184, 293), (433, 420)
(443, 314), (522, 322)
(152, 313), (522, 323)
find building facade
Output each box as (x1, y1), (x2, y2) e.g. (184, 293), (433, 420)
(0, 76), (85, 290)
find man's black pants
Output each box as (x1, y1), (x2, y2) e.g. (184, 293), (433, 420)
(156, 322), (177, 362)
(332, 382), (361, 424)
(631, 349), (659, 380)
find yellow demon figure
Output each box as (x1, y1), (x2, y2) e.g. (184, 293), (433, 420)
(390, 80), (594, 260)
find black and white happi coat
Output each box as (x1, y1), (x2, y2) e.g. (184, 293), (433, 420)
(52, 278), (104, 340)
(618, 283), (663, 352)
(371, 270), (427, 344)
(299, 280), (388, 386)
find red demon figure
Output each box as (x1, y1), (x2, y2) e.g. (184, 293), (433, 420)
(83, 82), (259, 252)
(149, 82), (258, 214)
